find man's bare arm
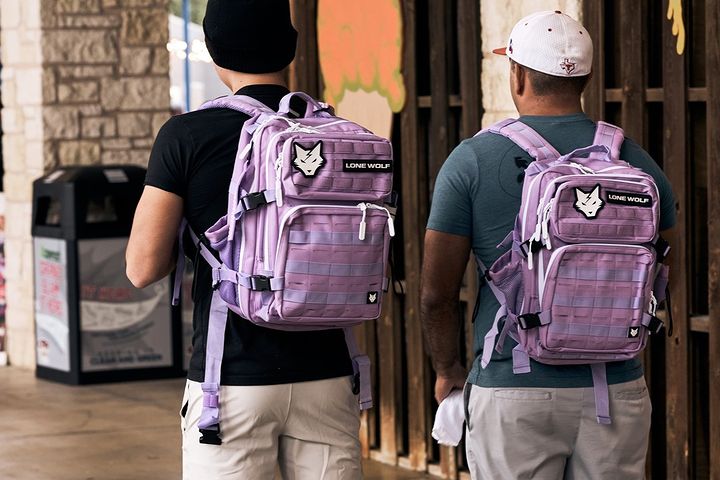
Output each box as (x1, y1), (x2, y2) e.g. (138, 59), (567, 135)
(126, 186), (183, 288)
(421, 229), (471, 402)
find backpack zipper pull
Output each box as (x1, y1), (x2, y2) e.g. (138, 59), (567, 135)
(365, 204), (396, 237)
(541, 201), (553, 250)
(649, 292), (658, 316)
(358, 203), (368, 240)
(568, 162), (596, 174)
(275, 153), (284, 207)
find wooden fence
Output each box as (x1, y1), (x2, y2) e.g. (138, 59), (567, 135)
(584, 1), (718, 478)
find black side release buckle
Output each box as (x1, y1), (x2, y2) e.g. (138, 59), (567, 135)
(250, 275), (271, 292)
(518, 313), (542, 330)
(241, 191), (269, 211)
(351, 373), (361, 395)
(647, 315), (664, 335)
(653, 236), (671, 263)
(520, 239), (542, 258)
(199, 425), (222, 445)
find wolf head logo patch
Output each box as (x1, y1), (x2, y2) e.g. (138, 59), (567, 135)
(293, 141), (326, 177)
(367, 291), (378, 304)
(628, 327), (640, 338)
(574, 184), (604, 219)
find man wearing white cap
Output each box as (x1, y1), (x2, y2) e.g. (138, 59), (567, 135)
(421, 11), (675, 479)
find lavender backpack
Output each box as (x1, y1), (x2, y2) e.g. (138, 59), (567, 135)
(173, 92), (395, 444)
(479, 119), (670, 424)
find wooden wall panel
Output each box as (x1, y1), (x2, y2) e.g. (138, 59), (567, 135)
(620, 0), (646, 141)
(662, 0), (692, 477)
(372, 292), (402, 465)
(428, 0), (450, 185)
(289, 0), (320, 96)
(582, 0), (606, 121)
(706, 1), (720, 478)
(398, 0), (428, 471)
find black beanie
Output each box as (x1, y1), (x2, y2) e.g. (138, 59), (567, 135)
(203, 0), (298, 74)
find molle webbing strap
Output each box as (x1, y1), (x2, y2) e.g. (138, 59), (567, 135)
(557, 266), (648, 283)
(198, 290), (230, 444)
(548, 323), (641, 338)
(479, 119), (561, 162)
(288, 231), (385, 246)
(481, 304), (507, 369)
(172, 218), (188, 306)
(591, 121), (624, 161)
(283, 290), (373, 305)
(343, 327), (373, 410)
(285, 260), (385, 277)
(591, 363), (612, 425)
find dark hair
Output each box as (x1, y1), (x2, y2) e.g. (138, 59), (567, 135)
(511, 59), (590, 97)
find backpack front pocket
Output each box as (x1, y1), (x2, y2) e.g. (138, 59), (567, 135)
(280, 135), (393, 203)
(271, 204), (393, 324)
(549, 177), (659, 244)
(538, 244), (654, 356)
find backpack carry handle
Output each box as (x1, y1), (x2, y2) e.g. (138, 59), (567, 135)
(278, 91), (334, 118)
(557, 144), (613, 163)
(200, 94), (273, 116)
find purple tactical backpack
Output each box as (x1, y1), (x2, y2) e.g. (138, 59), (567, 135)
(173, 92), (395, 444)
(479, 119), (670, 424)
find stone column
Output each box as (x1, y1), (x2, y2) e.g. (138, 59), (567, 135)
(480, 0), (583, 126)
(1, 0), (45, 367)
(0, 0), (171, 368)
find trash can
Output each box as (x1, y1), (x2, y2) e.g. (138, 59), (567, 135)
(32, 165), (183, 384)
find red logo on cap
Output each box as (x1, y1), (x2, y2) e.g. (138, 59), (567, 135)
(560, 58), (576, 75)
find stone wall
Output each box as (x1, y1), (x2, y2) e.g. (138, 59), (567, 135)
(41, 0), (171, 168)
(480, 0), (583, 126)
(0, 0), (171, 367)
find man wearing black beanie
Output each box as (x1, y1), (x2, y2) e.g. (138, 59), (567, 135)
(126, 1), (361, 478)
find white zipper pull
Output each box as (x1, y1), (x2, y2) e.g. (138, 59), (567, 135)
(541, 201), (553, 250)
(275, 153), (284, 207)
(365, 203), (396, 237)
(649, 292), (658, 316)
(358, 203), (368, 240)
(387, 214), (395, 237)
(568, 162), (596, 174)
(527, 217), (543, 271)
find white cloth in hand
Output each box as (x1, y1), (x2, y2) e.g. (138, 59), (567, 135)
(431, 389), (465, 446)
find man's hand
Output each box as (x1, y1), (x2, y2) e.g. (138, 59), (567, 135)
(435, 362), (467, 404)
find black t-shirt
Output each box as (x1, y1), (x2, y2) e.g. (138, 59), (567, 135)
(145, 84), (353, 385)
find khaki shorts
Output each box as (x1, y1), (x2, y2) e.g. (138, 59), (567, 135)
(464, 377), (652, 480)
(181, 376), (361, 480)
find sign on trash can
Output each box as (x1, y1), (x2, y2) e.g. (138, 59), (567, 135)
(32, 166), (183, 384)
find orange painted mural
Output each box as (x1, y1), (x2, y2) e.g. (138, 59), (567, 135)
(666, 0), (686, 55)
(317, 0), (405, 137)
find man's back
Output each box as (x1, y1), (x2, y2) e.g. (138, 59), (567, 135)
(427, 113), (676, 388)
(145, 84), (352, 386)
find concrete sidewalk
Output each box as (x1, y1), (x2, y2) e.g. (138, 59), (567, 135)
(0, 367), (431, 479)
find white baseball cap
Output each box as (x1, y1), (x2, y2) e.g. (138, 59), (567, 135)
(493, 11), (593, 77)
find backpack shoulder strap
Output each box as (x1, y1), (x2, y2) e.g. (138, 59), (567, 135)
(200, 94), (274, 116)
(477, 118), (561, 162)
(591, 121), (624, 161)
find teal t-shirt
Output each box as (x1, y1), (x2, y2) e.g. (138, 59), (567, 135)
(427, 113), (676, 388)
